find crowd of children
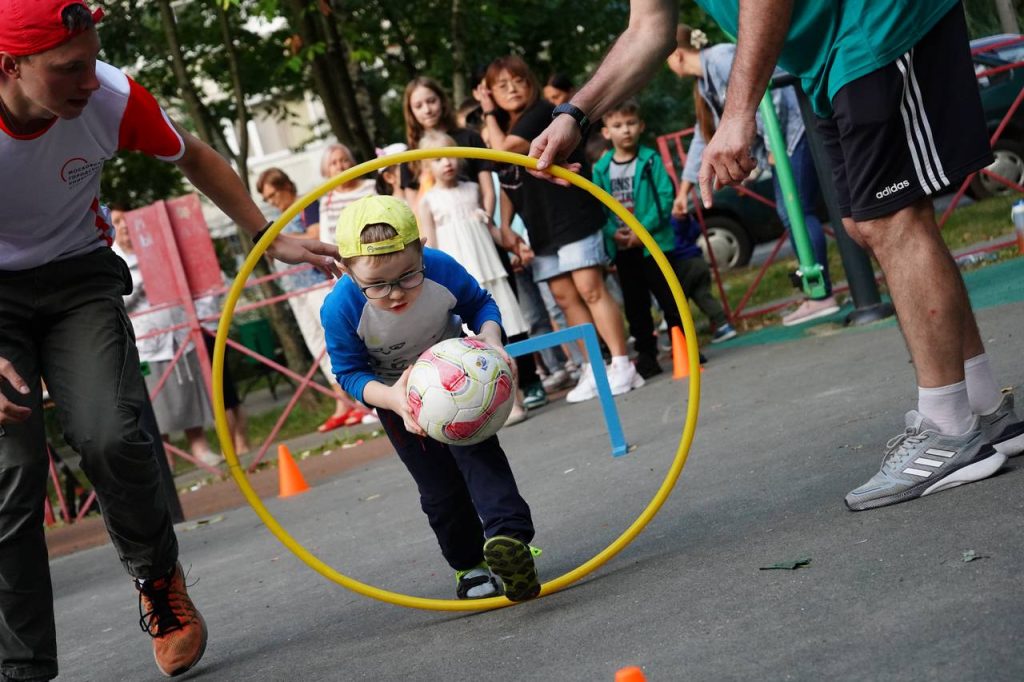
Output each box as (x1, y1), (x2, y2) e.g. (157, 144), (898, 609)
(255, 44), (765, 433)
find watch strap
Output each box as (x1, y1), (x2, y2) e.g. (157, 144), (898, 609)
(551, 103), (591, 136)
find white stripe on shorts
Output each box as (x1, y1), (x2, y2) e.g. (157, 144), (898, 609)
(895, 52), (948, 193)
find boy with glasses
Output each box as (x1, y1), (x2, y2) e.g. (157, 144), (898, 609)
(320, 196), (541, 601)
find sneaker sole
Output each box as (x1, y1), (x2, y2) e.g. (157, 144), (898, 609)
(155, 612), (208, 677)
(846, 448), (1006, 511)
(565, 389), (597, 404)
(482, 536), (540, 602)
(782, 304), (841, 327)
(989, 422), (1024, 457)
(610, 371), (646, 396)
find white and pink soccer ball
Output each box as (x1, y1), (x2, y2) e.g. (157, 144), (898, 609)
(406, 338), (515, 445)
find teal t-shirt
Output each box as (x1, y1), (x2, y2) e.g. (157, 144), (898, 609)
(695, 0), (960, 116)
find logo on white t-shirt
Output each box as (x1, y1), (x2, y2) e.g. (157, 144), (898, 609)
(60, 156), (105, 188)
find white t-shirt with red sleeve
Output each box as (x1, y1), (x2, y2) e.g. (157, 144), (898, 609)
(0, 60), (184, 271)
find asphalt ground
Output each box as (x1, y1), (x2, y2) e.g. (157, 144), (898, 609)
(47, 283), (1024, 681)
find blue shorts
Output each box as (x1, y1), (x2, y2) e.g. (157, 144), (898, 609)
(531, 231), (608, 283)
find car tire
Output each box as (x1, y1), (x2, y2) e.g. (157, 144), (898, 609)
(969, 137), (1024, 199)
(698, 214), (753, 270)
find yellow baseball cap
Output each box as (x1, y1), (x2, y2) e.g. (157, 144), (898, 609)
(336, 195), (420, 258)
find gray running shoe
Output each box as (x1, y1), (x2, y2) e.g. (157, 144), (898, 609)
(845, 411), (1006, 511)
(979, 392), (1024, 457)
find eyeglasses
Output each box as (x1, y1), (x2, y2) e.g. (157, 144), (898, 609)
(357, 268), (426, 299)
(493, 76), (527, 93)
(261, 188), (280, 204)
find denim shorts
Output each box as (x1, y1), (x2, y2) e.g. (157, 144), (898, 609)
(531, 230), (608, 283)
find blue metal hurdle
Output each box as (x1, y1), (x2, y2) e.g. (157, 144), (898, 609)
(505, 323), (629, 457)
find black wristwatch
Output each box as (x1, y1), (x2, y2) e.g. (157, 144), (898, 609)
(551, 102), (591, 137)
(251, 220), (274, 246)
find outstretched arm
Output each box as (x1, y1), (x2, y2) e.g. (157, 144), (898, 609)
(531, 0), (678, 170)
(698, 0), (793, 206)
(173, 126), (342, 277)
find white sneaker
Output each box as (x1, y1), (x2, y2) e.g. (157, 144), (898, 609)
(542, 368), (572, 391)
(608, 361), (645, 396)
(565, 365), (598, 403)
(361, 409), (380, 424)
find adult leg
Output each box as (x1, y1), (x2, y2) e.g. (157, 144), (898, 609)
(568, 266), (642, 394)
(0, 276), (57, 682)
(823, 4), (1007, 511)
(546, 273), (593, 355)
(569, 266), (628, 357)
(38, 254), (178, 579)
(855, 199), (970, 389)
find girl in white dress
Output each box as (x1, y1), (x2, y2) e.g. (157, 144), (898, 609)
(417, 131), (533, 424)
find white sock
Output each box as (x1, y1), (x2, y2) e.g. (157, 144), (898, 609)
(610, 355), (631, 371)
(918, 381), (975, 435)
(964, 353), (1003, 416)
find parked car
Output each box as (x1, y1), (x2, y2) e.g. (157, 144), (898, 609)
(686, 34), (1023, 268)
(697, 172), (784, 269)
(970, 33), (1024, 198)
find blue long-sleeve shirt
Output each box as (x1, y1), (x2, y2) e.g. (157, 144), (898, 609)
(320, 247), (502, 403)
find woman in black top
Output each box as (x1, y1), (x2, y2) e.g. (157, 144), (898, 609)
(401, 77), (494, 216)
(476, 56), (642, 402)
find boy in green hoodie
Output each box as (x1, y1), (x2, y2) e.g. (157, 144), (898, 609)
(593, 100), (736, 376)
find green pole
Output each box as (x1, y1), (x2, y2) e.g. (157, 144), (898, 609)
(758, 94), (827, 299)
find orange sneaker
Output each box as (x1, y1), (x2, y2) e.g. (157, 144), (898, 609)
(136, 563), (208, 677)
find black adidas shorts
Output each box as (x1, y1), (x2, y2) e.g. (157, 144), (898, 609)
(816, 4), (993, 221)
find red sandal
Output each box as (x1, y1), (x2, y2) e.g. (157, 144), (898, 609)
(317, 410), (352, 433)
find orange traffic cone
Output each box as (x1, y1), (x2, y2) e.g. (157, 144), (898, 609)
(671, 326), (703, 380)
(277, 444), (310, 498)
(615, 666), (647, 682)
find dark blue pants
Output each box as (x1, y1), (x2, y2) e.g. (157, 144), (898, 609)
(378, 408), (534, 571)
(772, 136), (834, 298)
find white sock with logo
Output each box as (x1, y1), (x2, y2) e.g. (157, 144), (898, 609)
(964, 353), (1003, 416)
(918, 381), (975, 436)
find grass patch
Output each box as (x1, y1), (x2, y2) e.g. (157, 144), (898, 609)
(169, 390), (355, 470)
(705, 195), (1021, 328)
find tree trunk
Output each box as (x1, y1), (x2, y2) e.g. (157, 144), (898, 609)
(160, 0), (314, 383)
(451, 0), (466, 105)
(214, 1), (250, 189)
(994, 0), (1021, 33)
(155, 0), (230, 158)
(319, 10), (375, 160)
(281, 0), (363, 153)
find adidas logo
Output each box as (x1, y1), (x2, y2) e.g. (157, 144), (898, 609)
(876, 179), (910, 199)
(904, 447), (955, 478)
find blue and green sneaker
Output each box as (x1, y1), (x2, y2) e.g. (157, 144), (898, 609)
(482, 536), (541, 602)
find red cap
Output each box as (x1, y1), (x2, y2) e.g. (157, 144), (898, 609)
(0, 1), (104, 57)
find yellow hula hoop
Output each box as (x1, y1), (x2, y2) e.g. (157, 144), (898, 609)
(211, 147), (701, 611)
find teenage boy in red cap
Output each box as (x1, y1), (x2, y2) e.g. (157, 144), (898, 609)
(0, 2), (340, 679)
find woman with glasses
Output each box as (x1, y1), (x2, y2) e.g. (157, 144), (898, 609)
(475, 55), (643, 403)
